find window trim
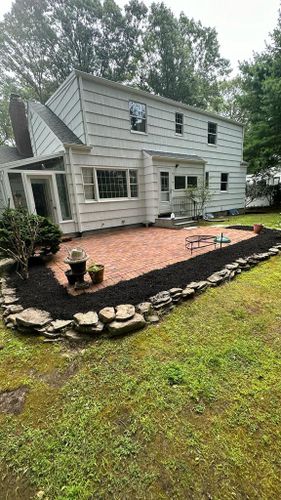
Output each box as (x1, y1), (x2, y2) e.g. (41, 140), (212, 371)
(175, 112), (184, 136)
(82, 167), (96, 201)
(129, 100), (147, 134)
(174, 175), (198, 190)
(220, 172), (229, 192)
(82, 167), (139, 202)
(208, 121), (218, 145)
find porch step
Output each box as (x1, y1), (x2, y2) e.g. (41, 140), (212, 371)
(154, 217), (197, 229)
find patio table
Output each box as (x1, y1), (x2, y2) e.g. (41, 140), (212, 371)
(185, 234), (217, 254)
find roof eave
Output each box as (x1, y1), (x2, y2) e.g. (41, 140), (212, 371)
(74, 69), (243, 127)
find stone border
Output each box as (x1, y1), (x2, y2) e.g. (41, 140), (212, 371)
(1, 246), (280, 343)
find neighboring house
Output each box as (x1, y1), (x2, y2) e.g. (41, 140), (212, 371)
(246, 170), (281, 208)
(0, 70), (247, 234)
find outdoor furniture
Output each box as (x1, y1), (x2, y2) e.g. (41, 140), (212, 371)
(185, 233), (231, 254)
(185, 234), (217, 254)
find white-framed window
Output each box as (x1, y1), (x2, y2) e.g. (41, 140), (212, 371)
(82, 168), (139, 200)
(129, 170), (138, 197)
(175, 175), (186, 189)
(208, 122), (217, 145)
(220, 173), (228, 191)
(175, 112), (183, 135)
(175, 175), (198, 189)
(129, 101), (146, 133)
(187, 176), (197, 188)
(8, 172), (28, 209)
(82, 167), (96, 200)
(205, 171), (209, 188)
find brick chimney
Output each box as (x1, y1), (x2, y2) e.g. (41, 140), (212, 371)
(9, 94), (33, 157)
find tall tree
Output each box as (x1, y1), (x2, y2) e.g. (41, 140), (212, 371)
(0, 0), (57, 102)
(142, 3), (230, 108)
(50, 0), (102, 81)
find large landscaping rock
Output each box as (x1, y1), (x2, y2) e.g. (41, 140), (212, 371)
(73, 311), (99, 327)
(98, 307), (115, 323)
(182, 287), (195, 299)
(50, 319), (73, 332)
(16, 308), (52, 330)
(136, 302), (152, 316)
(108, 313), (146, 336)
(73, 311), (103, 334)
(207, 273), (225, 286)
(115, 304), (135, 321)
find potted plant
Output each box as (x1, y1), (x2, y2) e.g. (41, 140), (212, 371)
(253, 223), (264, 234)
(87, 263), (105, 284)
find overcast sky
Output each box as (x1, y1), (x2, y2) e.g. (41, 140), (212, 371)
(0, 0), (280, 73)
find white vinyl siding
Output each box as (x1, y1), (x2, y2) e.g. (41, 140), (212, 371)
(79, 75), (245, 221)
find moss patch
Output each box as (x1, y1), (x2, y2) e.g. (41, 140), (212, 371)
(1, 258), (281, 498)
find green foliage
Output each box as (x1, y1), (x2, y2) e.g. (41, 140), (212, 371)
(142, 3), (230, 109)
(35, 215), (62, 255)
(0, 208), (62, 278)
(163, 362), (185, 385)
(186, 180), (213, 217)
(2, 258), (281, 497)
(0, 0), (229, 133)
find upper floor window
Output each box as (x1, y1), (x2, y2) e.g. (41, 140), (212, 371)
(208, 122), (217, 145)
(129, 101), (146, 133)
(175, 112), (183, 135)
(220, 173), (228, 191)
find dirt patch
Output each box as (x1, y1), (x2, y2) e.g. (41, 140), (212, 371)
(32, 359), (80, 388)
(0, 386), (29, 415)
(7, 227), (281, 320)
(0, 465), (36, 500)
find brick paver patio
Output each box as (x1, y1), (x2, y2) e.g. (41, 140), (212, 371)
(50, 226), (256, 294)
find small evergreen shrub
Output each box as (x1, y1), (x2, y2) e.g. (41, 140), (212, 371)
(0, 208), (62, 279)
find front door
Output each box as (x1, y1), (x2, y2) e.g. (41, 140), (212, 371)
(159, 170), (172, 214)
(30, 178), (55, 220)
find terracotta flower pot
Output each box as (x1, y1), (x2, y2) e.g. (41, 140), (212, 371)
(88, 265), (104, 284)
(253, 223), (263, 234)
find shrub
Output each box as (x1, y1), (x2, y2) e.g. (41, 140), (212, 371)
(0, 208), (62, 279)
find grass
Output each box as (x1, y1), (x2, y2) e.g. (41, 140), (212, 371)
(1, 257), (281, 498)
(200, 209), (281, 229)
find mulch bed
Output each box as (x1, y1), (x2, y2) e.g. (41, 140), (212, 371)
(7, 226), (281, 320)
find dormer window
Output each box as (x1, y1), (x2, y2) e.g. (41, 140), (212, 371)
(175, 112), (183, 135)
(208, 122), (217, 144)
(129, 101), (146, 133)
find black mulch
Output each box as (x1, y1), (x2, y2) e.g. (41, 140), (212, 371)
(7, 227), (281, 320)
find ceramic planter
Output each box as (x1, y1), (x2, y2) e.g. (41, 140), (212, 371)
(253, 223), (263, 234)
(88, 265), (104, 284)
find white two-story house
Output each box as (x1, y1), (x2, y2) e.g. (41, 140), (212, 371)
(0, 70), (246, 234)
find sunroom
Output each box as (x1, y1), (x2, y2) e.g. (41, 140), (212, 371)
(0, 152), (76, 234)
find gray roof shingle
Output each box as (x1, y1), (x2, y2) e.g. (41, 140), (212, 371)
(144, 150), (205, 162)
(0, 145), (30, 165)
(29, 102), (83, 145)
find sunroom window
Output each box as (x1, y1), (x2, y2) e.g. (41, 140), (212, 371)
(175, 176), (186, 189)
(8, 172), (27, 209)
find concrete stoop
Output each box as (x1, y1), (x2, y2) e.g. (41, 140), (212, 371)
(154, 216), (197, 229)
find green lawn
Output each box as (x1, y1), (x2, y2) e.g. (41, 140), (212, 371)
(1, 257), (281, 499)
(200, 209), (281, 228)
